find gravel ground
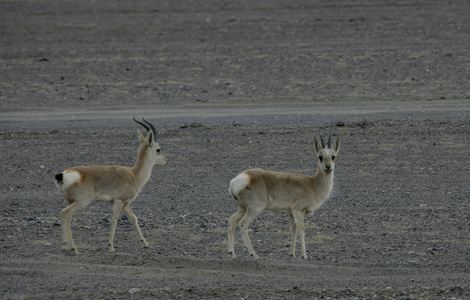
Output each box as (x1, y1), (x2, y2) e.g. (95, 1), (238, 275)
(1, 0), (469, 299)
(1, 118), (469, 299)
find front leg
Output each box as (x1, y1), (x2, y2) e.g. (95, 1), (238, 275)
(123, 203), (149, 248)
(292, 211), (307, 259)
(288, 211), (297, 257)
(109, 199), (124, 252)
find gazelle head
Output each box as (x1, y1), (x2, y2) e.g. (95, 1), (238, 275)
(314, 129), (341, 174)
(134, 117), (168, 166)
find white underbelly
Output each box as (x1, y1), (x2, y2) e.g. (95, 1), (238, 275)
(95, 194), (113, 201)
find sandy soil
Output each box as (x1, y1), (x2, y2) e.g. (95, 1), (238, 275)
(1, 0), (469, 299)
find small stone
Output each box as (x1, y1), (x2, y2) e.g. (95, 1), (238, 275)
(128, 288), (141, 295)
(180, 122), (203, 129)
(357, 120), (370, 128)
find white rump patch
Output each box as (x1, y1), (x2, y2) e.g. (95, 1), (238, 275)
(229, 172), (250, 197)
(60, 170), (81, 190)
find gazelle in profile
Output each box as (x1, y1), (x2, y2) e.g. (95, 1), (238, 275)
(227, 130), (340, 259)
(55, 118), (167, 254)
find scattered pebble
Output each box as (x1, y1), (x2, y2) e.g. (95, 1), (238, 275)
(128, 288), (141, 295)
(180, 123), (203, 129)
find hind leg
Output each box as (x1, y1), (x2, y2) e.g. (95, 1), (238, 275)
(239, 208), (262, 258)
(227, 208), (246, 258)
(60, 202), (81, 254)
(60, 203), (74, 248)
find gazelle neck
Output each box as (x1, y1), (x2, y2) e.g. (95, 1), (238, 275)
(312, 167), (334, 202)
(132, 147), (154, 187)
(316, 168), (334, 183)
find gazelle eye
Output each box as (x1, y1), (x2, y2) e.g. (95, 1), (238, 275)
(319, 156), (323, 162)
(332, 156), (336, 161)
(156, 149), (161, 153)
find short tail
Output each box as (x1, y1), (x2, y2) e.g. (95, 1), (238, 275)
(55, 173), (64, 184)
(55, 170), (81, 191)
(229, 172), (250, 200)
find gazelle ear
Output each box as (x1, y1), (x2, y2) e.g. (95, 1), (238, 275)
(137, 129), (147, 143)
(334, 137), (341, 153)
(314, 136), (323, 153)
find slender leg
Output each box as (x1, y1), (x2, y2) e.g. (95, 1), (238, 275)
(288, 211), (297, 257)
(122, 204), (149, 248)
(239, 209), (261, 259)
(61, 203), (74, 247)
(227, 209), (246, 258)
(293, 211), (307, 259)
(60, 202), (80, 254)
(108, 199), (123, 252)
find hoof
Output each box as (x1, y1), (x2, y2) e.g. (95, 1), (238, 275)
(109, 247), (115, 253)
(143, 240), (149, 248)
(228, 251), (236, 259)
(62, 244), (79, 255)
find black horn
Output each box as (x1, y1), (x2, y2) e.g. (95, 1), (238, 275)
(133, 116), (150, 131)
(319, 134), (326, 148)
(327, 128), (332, 148)
(143, 118), (157, 140)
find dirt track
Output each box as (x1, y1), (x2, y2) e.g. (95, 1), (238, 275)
(1, 0), (470, 299)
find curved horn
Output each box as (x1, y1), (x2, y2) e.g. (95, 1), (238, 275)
(143, 118), (157, 140)
(133, 116), (150, 131)
(328, 128), (332, 148)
